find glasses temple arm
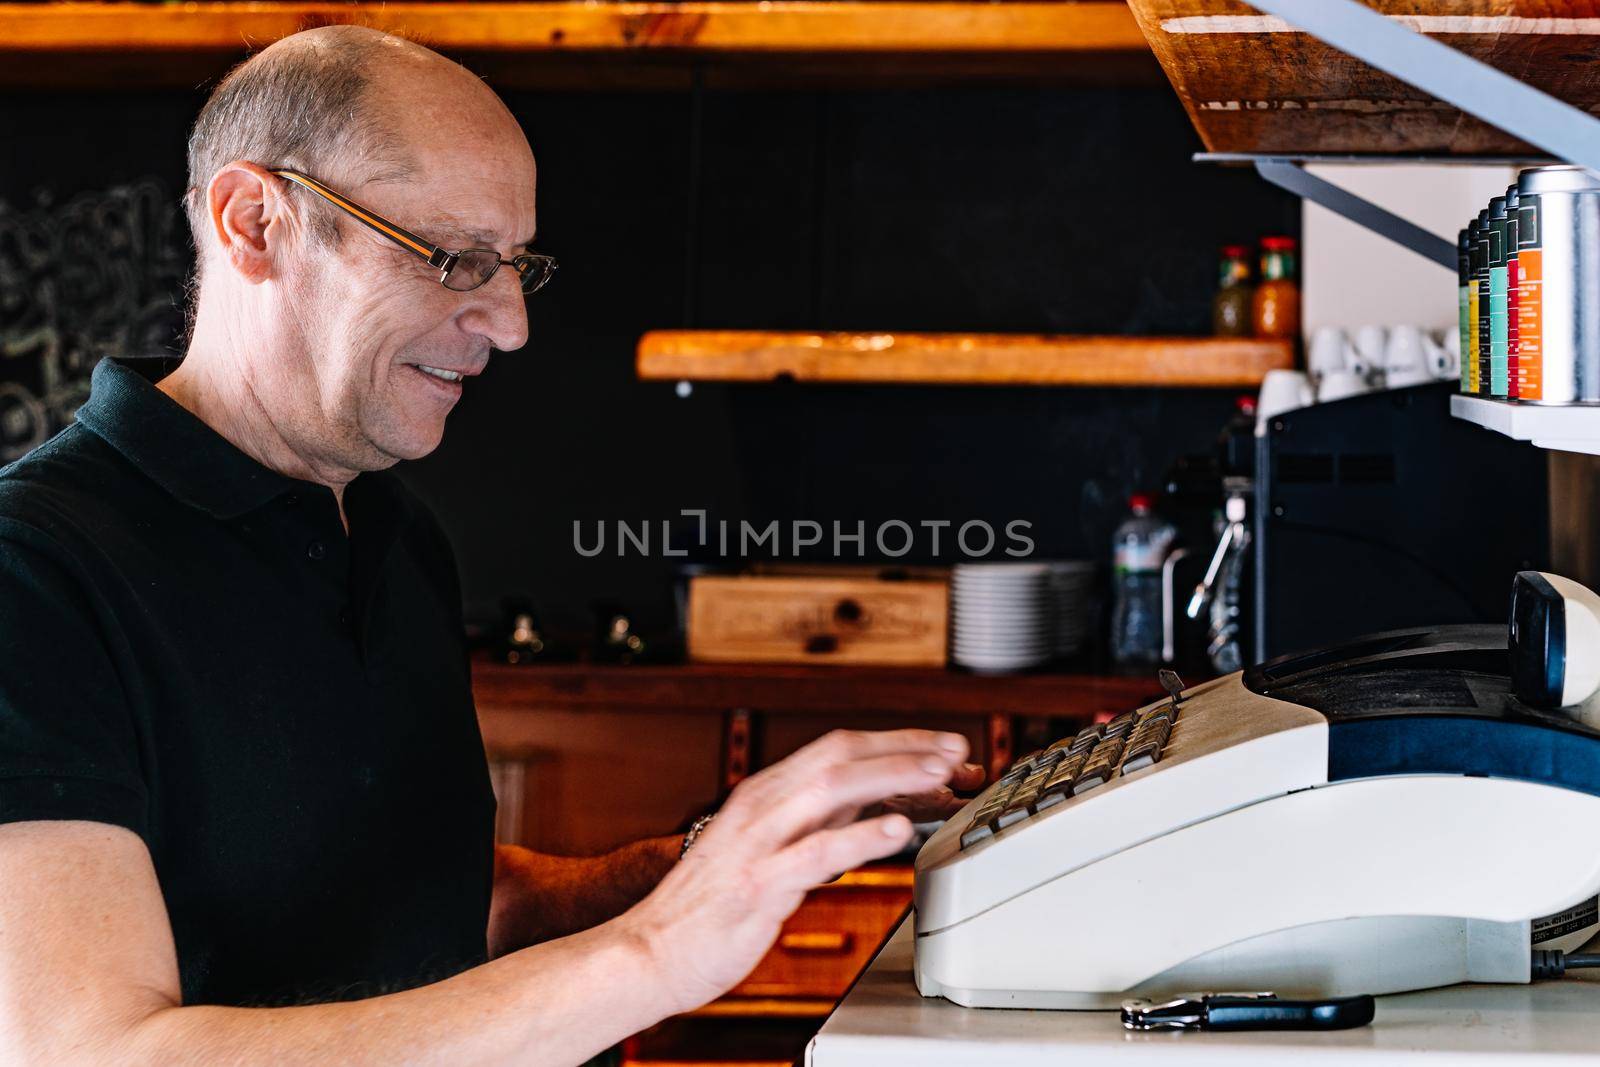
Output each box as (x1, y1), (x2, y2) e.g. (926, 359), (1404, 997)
(269, 170), (454, 270)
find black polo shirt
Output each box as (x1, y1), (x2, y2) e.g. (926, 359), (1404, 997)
(0, 359), (496, 1006)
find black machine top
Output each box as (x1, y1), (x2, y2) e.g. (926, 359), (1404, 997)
(1242, 625), (1600, 798)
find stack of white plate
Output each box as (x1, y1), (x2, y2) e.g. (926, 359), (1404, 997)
(950, 562), (1053, 673)
(1046, 560), (1096, 657)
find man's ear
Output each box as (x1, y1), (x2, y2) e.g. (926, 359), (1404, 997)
(205, 161), (295, 285)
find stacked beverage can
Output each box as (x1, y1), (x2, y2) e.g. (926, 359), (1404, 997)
(1467, 213), (1485, 395)
(1505, 185), (1521, 398)
(1488, 195), (1510, 397)
(1458, 227), (1473, 394)
(1515, 165), (1600, 404)
(1475, 207), (1492, 396)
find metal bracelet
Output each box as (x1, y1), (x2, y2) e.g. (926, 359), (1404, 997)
(679, 812), (716, 859)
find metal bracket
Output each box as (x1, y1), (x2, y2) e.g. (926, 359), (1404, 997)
(1252, 158), (1456, 271)
(1244, 0), (1600, 175)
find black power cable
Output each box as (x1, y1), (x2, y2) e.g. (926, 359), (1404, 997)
(1530, 950), (1600, 979)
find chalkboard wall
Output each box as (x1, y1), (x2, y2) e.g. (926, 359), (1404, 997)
(0, 82), (1298, 633)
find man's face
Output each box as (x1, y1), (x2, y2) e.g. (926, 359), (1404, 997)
(278, 84), (537, 472)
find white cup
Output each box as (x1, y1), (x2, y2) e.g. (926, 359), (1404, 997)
(1318, 369), (1375, 403)
(1308, 327), (1350, 380)
(1256, 369), (1313, 432)
(1385, 366), (1435, 389)
(1384, 325), (1430, 372)
(1351, 325), (1387, 379)
(1427, 330), (1458, 379)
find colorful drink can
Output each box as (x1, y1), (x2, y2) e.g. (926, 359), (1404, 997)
(1505, 185), (1521, 399)
(1516, 165), (1600, 404)
(1458, 227), (1472, 394)
(1488, 195), (1510, 398)
(1469, 212), (1487, 396)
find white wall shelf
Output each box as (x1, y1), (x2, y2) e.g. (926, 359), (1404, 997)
(1451, 395), (1600, 457)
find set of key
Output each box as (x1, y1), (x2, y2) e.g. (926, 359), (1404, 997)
(958, 682), (1185, 850)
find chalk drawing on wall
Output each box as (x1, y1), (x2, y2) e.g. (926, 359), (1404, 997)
(0, 180), (190, 462)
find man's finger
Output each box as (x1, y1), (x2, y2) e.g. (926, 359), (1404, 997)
(949, 762), (986, 793)
(748, 752), (962, 846)
(762, 815), (915, 892)
(788, 729), (969, 772)
(879, 787), (969, 823)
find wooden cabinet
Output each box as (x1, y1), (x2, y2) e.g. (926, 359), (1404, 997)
(621, 868), (912, 1065)
(725, 868), (912, 1002)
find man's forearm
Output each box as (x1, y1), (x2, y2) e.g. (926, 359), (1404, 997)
(118, 919), (671, 1067)
(490, 837), (680, 956)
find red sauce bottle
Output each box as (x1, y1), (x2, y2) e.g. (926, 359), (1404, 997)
(1252, 236), (1300, 341)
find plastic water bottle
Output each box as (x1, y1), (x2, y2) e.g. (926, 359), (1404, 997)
(1111, 493), (1176, 670)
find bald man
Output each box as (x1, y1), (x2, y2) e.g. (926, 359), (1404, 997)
(0, 28), (981, 1065)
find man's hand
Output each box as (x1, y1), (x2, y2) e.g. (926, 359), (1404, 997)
(617, 728), (973, 1014)
(865, 760), (985, 823)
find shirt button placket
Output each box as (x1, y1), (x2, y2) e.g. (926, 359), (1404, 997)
(306, 540), (327, 561)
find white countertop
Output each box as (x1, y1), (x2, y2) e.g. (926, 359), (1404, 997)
(807, 917), (1600, 1065)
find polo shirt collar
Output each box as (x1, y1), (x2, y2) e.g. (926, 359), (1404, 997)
(76, 358), (309, 519)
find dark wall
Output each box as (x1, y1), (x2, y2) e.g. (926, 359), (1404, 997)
(0, 82), (1299, 633)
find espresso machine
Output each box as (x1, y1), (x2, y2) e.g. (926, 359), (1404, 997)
(1162, 382), (1548, 673)
(1252, 382), (1547, 661)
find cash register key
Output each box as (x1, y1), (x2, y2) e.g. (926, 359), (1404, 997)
(1007, 750), (1043, 773)
(966, 805), (1003, 829)
(1046, 735), (1080, 754)
(1127, 721), (1169, 750)
(1022, 753), (1061, 782)
(1087, 737), (1125, 763)
(980, 783), (1018, 814)
(1124, 725), (1155, 748)
(1103, 711), (1137, 739)
(959, 820), (995, 849)
(1032, 789), (1067, 812)
(1037, 761), (1085, 805)
(1071, 765), (1112, 794)
(995, 793), (1040, 829)
(1139, 705), (1173, 727)
(1121, 747), (1161, 774)
(968, 788), (1008, 813)
(1049, 752), (1088, 782)
(1019, 772), (1052, 796)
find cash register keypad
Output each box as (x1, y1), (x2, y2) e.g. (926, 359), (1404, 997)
(958, 702), (1178, 849)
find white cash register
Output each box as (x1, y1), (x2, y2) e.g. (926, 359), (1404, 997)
(914, 571), (1600, 1008)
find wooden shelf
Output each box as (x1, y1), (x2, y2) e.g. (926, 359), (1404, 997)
(0, 2), (1159, 89)
(636, 330), (1294, 387)
(472, 659), (1162, 717)
(5, 1), (1147, 53)
(1125, 0), (1600, 157)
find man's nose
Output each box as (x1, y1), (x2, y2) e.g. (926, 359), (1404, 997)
(458, 268), (530, 353)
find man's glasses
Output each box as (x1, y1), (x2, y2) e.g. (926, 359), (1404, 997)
(270, 169), (557, 295)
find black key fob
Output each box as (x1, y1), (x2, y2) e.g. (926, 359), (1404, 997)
(1122, 992), (1376, 1032)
